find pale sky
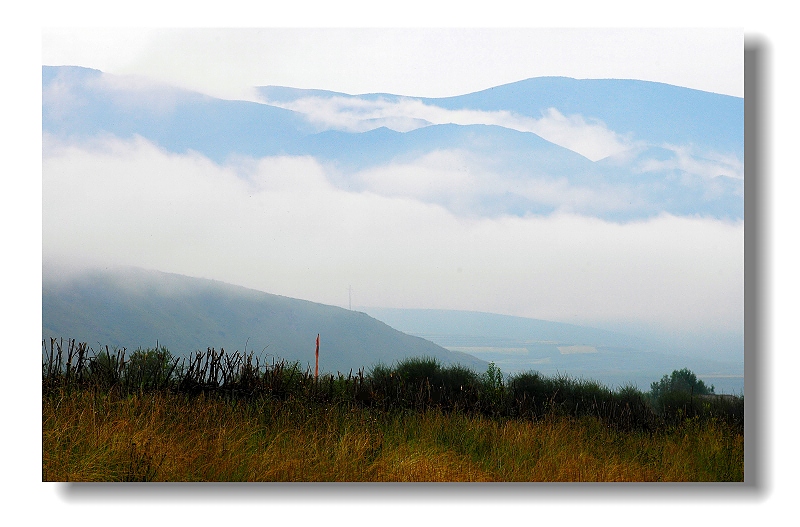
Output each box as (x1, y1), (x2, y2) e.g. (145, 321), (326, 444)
(42, 28), (744, 101)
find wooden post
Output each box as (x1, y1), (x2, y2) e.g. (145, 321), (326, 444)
(315, 334), (320, 380)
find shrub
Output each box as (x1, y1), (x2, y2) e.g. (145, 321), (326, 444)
(42, 339), (742, 432)
(124, 345), (177, 390)
(89, 346), (126, 387)
(480, 362), (505, 410)
(649, 368), (714, 400)
(440, 364), (481, 394)
(394, 356), (441, 385)
(647, 368), (742, 429)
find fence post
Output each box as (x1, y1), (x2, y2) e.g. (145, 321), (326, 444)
(315, 334), (320, 381)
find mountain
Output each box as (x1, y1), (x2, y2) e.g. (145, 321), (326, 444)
(361, 308), (744, 394)
(40, 266), (743, 393)
(420, 77), (743, 159)
(258, 76), (742, 159)
(44, 66), (743, 221)
(42, 267), (487, 374)
(293, 122), (596, 174)
(43, 66), (315, 163)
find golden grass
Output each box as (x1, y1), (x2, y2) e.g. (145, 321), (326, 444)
(42, 389), (743, 482)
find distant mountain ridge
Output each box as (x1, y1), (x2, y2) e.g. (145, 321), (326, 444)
(360, 307), (640, 346)
(43, 66), (315, 162)
(259, 76), (743, 158)
(361, 307), (744, 394)
(42, 267), (487, 374)
(420, 77), (743, 158)
(43, 66), (743, 221)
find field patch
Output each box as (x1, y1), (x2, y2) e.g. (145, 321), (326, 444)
(557, 345), (598, 355)
(446, 346), (530, 356)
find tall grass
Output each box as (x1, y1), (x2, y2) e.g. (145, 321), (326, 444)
(42, 339), (744, 482)
(43, 388), (743, 482)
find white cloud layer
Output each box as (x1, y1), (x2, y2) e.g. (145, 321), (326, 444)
(43, 68), (204, 122)
(263, 95), (632, 161)
(349, 149), (637, 216)
(638, 144), (745, 181)
(43, 136), (743, 335)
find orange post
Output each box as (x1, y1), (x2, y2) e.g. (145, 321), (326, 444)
(315, 334), (320, 380)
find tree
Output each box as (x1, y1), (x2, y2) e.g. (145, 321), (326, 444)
(481, 362), (505, 408)
(124, 345), (176, 389)
(650, 368), (714, 400)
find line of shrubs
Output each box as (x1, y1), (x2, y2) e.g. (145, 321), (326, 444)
(42, 338), (744, 432)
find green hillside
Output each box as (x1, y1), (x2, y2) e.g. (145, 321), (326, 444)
(42, 267), (487, 374)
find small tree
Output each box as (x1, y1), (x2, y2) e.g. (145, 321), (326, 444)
(125, 345), (176, 390)
(481, 362), (505, 409)
(650, 368), (714, 400)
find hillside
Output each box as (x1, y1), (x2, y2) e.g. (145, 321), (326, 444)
(42, 267), (487, 374)
(362, 307), (744, 394)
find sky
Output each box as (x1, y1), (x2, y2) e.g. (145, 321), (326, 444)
(42, 28), (744, 100)
(41, 28), (744, 339)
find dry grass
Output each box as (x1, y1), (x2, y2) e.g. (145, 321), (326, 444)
(43, 388), (743, 482)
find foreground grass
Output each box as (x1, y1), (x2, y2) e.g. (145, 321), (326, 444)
(43, 389), (743, 482)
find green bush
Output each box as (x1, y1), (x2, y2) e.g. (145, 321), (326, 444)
(394, 356), (441, 385)
(508, 371), (548, 399)
(650, 368), (714, 400)
(89, 346), (126, 386)
(480, 362), (505, 410)
(647, 368), (741, 429)
(365, 357), (483, 411)
(43, 339), (743, 432)
(440, 364), (481, 394)
(124, 345), (176, 390)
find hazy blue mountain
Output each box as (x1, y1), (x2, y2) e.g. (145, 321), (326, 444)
(42, 267), (487, 374)
(361, 307), (637, 345)
(293, 123), (595, 174)
(362, 308), (744, 394)
(40, 265), (743, 393)
(259, 77), (742, 159)
(421, 77), (743, 159)
(43, 66), (315, 163)
(291, 123), (742, 220)
(258, 86), (407, 105)
(594, 145), (744, 219)
(44, 66), (743, 221)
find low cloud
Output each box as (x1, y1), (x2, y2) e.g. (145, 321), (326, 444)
(43, 135), (743, 336)
(354, 150), (479, 203)
(261, 94), (632, 161)
(638, 144), (744, 181)
(43, 67), (205, 126)
(348, 149), (637, 217)
(529, 109), (634, 162)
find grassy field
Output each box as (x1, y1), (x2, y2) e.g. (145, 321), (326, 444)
(42, 340), (744, 482)
(43, 389), (743, 482)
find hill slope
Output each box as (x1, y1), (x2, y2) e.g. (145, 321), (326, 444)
(362, 307), (743, 393)
(42, 267), (487, 374)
